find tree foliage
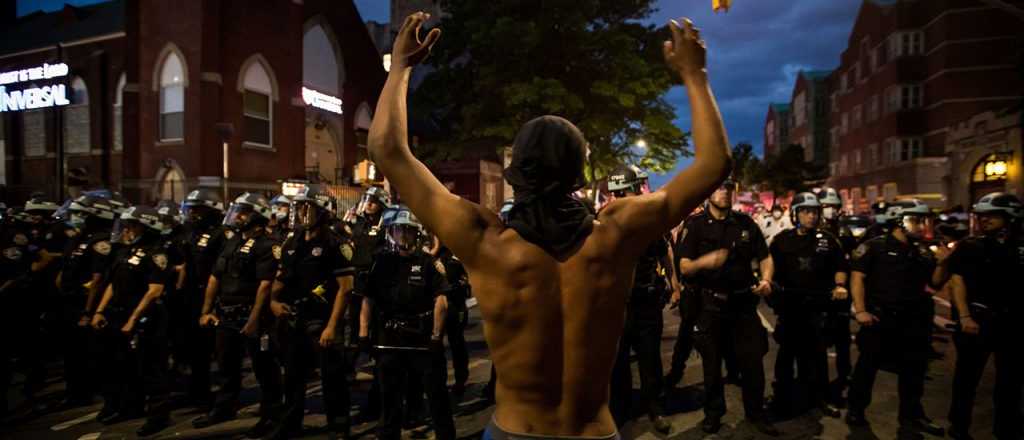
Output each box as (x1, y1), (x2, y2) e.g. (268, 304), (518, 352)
(415, 0), (690, 176)
(759, 144), (826, 194)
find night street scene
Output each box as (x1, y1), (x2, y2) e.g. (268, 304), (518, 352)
(2, 0), (1023, 439)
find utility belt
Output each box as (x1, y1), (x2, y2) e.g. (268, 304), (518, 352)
(697, 286), (758, 313)
(771, 285), (835, 314)
(218, 302), (253, 325)
(867, 302), (931, 321)
(630, 282), (669, 306)
(378, 311), (434, 348)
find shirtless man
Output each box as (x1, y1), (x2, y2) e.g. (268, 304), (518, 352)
(368, 12), (731, 438)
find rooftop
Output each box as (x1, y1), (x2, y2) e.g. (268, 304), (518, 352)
(0, 1), (123, 58)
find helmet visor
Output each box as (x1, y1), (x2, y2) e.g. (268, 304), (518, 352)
(223, 204), (255, 230)
(111, 218), (143, 245)
(900, 215), (933, 239)
(387, 224), (420, 252)
(290, 201), (321, 230)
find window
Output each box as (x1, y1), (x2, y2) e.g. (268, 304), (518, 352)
(851, 188), (863, 209)
(241, 60), (274, 147)
(867, 95), (879, 121)
(887, 139), (901, 163)
(830, 127), (839, 148)
(900, 138), (923, 161)
(883, 183), (899, 202)
(901, 85), (922, 109)
(830, 92), (838, 113)
(840, 154), (848, 176)
(870, 47), (879, 71)
(888, 31), (924, 59)
(908, 31), (924, 55)
(113, 73), (125, 152)
(841, 73), (849, 92)
(830, 162), (838, 177)
(804, 135), (813, 162)
(868, 143), (879, 168)
(841, 112), (849, 135)
(866, 185), (879, 204)
(159, 52), (185, 141)
(886, 87), (901, 113)
(852, 104), (863, 129)
(794, 92), (806, 127)
(23, 110), (45, 157)
(854, 149), (862, 172)
(765, 121), (774, 146)
(63, 77), (90, 154)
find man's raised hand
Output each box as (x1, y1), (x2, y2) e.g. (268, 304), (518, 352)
(663, 18), (707, 79)
(392, 12), (442, 69)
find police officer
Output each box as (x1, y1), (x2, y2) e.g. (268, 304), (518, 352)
(268, 194), (292, 243)
(90, 206), (175, 436)
(946, 192), (1023, 440)
(768, 192), (847, 419)
(675, 179), (778, 435)
(604, 165), (672, 433)
(155, 200), (191, 381)
(846, 199), (947, 439)
(192, 193), (284, 434)
(52, 195), (120, 408)
(178, 188), (228, 407)
(815, 187), (855, 405)
(359, 205), (455, 440)
(266, 185), (354, 440)
(436, 245), (471, 397)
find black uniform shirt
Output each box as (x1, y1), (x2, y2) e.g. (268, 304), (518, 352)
(439, 251), (471, 303)
(187, 224), (229, 289)
(59, 231), (113, 295)
(108, 240), (173, 310)
(947, 235), (1024, 313)
(349, 214), (385, 270)
(851, 234), (936, 310)
(277, 227), (355, 304)
(1, 226), (33, 283)
(213, 232), (279, 305)
(632, 235), (670, 303)
(675, 210), (769, 292)
(770, 228), (848, 294)
(366, 250), (447, 319)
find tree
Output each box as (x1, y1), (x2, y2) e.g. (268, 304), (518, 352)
(760, 144), (825, 195)
(729, 141), (765, 189)
(415, 0), (690, 177)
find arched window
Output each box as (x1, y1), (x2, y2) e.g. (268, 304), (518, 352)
(159, 52), (185, 141)
(113, 73), (125, 151)
(158, 167), (186, 202)
(64, 76), (90, 153)
(240, 58), (275, 147)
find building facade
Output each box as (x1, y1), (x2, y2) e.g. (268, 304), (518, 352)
(787, 70), (832, 168)
(763, 103), (790, 159)
(826, 0), (1023, 212)
(1, 0), (387, 205)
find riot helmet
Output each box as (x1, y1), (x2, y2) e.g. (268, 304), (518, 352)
(884, 199), (932, 239)
(269, 194), (291, 225)
(790, 192), (822, 230)
(290, 185), (336, 230)
(181, 188), (225, 228)
(112, 206), (167, 245)
(382, 205), (423, 254)
(358, 186), (390, 217)
(24, 196), (59, 224)
(223, 192), (272, 232)
(607, 164), (649, 196)
(816, 187), (842, 221)
(971, 192), (1022, 236)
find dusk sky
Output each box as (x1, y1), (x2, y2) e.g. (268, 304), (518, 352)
(18, 0), (866, 188)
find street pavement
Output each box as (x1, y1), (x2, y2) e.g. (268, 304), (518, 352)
(1, 301), (1004, 440)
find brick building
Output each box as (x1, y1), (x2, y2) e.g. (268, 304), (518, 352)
(0, 0), (386, 205)
(786, 70), (832, 168)
(763, 103), (790, 159)
(825, 0), (1023, 212)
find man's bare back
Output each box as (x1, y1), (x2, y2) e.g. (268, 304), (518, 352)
(369, 12), (730, 437)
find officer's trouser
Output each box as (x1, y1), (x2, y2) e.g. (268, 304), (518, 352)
(101, 306), (171, 421)
(610, 300), (665, 426)
(377, 348), (455, 440)
(949, 317), (1023, 439)
(279, 311), (350, 432)
(848, 307), (929, 422)
(693, 305), (768, 421)
(183, 285), (213, 404)
(772, 310), (830, 415)
(59, 295), (95, 402)
(667, 292), (698, 381)
(446, 302), (470, 388)
(213, 323), (282, 417)
(824, 305), (852, 392)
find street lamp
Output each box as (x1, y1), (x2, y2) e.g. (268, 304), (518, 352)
(983, 159), (1008, 178)
(635, 139), (647, 150)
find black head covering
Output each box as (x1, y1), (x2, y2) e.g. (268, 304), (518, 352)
(503, 115), (595, 256)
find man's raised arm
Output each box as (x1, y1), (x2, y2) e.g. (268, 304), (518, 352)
(605, 18), (732, 246)
(368, 12), (491, 262)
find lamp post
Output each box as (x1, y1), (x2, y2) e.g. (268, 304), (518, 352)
(216, 123), (234, 199)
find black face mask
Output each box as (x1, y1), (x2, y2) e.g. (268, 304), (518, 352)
(502, 115), (595, 256)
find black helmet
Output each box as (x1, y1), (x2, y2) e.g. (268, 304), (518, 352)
(223, 192), (272, 231)
(113, 206), (167, 244)
(155, 200), (183, 227)
(291, 185), (335, 229)
(382, 205), (423, 253)
(789, 192), (822, 228)
(607, 164), (649, 195)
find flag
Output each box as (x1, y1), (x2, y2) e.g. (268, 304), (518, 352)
(713, 0), (731, 13)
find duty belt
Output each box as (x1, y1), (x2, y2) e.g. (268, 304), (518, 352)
(698, 286), (757, 312)
(218, 303), (253, 323)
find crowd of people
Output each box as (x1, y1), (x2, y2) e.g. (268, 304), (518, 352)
(2, 11), (1022, 440)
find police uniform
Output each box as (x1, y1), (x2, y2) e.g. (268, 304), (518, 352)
(57, 230), (113, 403)
(675, 210), (770, 423)
(208, 231), (283, 418)
(365, 250), (455, 440)
(611, 235), (670, 426)
(821, 220), (855, 399)
(98, 240), (174, 422)
(159, 224), (191, 378)
(180, 223), (228, 403)
(769, 228), (847, 415)
(349, 214), (386, 332)
(847, 234), (936, 423)
(946, 235), (1024, 438)
(1, 225), (36, 411)
(274, 226), (355, 435)
(438, 249), (471, 393)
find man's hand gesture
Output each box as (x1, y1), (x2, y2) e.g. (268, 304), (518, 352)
(392, 12), (442, 70)
(663, 18), (707, 79)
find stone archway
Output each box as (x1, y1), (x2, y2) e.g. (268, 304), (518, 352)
(153, 159), (187, 203)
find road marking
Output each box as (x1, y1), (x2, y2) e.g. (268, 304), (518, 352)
(76, 433), (102, 440)
(51, 411), (99, 431)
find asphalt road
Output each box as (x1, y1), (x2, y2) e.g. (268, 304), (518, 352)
(1, 301), (1006, 440)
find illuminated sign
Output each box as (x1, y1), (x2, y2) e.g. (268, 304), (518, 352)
(301, 86), (342, 115)
(0, 63), (71, 113)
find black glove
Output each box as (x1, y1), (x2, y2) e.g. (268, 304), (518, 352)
(429, 337), (445, 353)
(358, 336), (372, 354)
